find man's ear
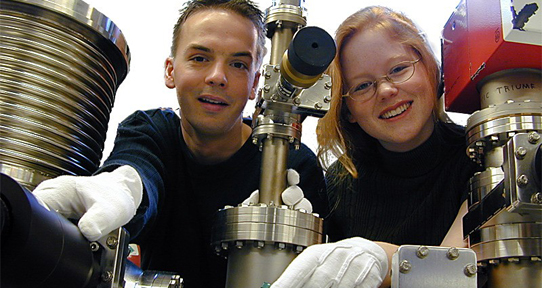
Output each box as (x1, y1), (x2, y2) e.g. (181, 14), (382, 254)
(249, 71), (261, 100)
(164, 57), (175, 89)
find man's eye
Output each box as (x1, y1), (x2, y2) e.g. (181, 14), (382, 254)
(232, 62), (248, 70)
(191, 56), (207, 62)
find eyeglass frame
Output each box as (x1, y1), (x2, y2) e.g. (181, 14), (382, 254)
(342, 58), (421, 102)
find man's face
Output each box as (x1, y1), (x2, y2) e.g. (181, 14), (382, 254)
(165, 9), (260, 138)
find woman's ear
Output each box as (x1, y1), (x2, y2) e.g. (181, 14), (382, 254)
(164, 57), (175, 89)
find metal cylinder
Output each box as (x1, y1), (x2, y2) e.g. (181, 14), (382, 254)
(0, 0), (130, 189)
(259, 137), (289, 205)
(465, 68), (542, 287)
(212, 204), (323, 288)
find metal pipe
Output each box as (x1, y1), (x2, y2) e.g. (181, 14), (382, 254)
(259, 137), (290, 205)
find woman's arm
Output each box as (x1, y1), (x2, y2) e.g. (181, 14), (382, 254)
(441, 200), (469, 248)
(375, 200), (469, 287)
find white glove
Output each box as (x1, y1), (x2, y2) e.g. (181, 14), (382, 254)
(272, 237), (389, 288)
(242, 169), (313, 212)
(32, 165), (143, 241)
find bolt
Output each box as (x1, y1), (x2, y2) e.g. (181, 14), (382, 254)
(106, 236), (118, 249)
(324, 82), (332, 89)
(257, 241), (265, 249)
(235, 241), (244, 249)
(264, 71), (272, 79)
(295, 246), (304, 253)
(314, 102), (323, 109)
(169, 275), (182, 288)
(528, 132), (541, 144)
(531, 193), (542, 204)
(515, 147), (528, 159)
(447, 247), (459, 260)
(464, 264), (477, 277)
(488, 259), (500, 265)
(399, 260), (412, 273)
(324, 95), (332, 103)
(277, 243), (286, 250)
(90, 242), (100, 252)
(221, 242), (229, 250)
(517, 175), (529, 187)
(101, 271), (113, 282)
(263, 84), (271, 93)
(416, 246), (429, 258)
(293, 97), (301, 105)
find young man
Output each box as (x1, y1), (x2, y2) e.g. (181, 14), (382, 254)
(33, 0), (327, 287)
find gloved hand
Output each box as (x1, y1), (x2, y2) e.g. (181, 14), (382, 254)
(242, 169), (313, 212)
(272, 237), (388, 288)
(32, 165), (143, 241)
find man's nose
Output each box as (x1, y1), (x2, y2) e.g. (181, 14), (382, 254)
(206, 63), (227, 87)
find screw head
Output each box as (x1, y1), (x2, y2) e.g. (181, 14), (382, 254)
(531, 193), (542, 204)
(515, 147), (528, 159)
(464, 263), (477, 277)
(106, 236), (118, 249)
(528, 132), (540, 144)
(416, 246), (429, 258)
(517, 174), (529, 187)
(101, 271), (113, 282)
(90, 242), (100, 252)
(447, 247), (459, 260)
(399, 260), (412, 273)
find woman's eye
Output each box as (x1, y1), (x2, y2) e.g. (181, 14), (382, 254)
(390, 64), (409, 75)
(355, 81), (373, 92)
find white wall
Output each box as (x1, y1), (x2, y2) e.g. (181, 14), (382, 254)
(82, 0), (466, 162)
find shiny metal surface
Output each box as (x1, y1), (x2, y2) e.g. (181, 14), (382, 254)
(264, 2), (306, 65)
(391, 245), (477, 288)
(478, 68), (541, 109)
(0, 0), (130, 189)
(485, 259), (542, 288)
(224, 242), (297, 288)
(213, 205), (323, 288)
(212, 205), (323, 247)
(465, 68), (542, 287)
(468, 167), (504, 207)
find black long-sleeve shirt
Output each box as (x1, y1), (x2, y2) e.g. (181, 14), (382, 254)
(97, 108), (328, 288)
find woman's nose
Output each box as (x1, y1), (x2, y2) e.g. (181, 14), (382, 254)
(376, 80), (398, 101)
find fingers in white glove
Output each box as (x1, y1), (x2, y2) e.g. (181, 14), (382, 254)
(32, 175), (85, 219)
(287, 169), (300, 186)
(242, 190), (259, 205)
(272, 237), (388, 288)
(281, 185), (312, 213)
(240, 169), (312, 213)
(33, 165), (143, 241)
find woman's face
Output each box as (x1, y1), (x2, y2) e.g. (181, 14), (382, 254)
(341, 29), (435, 152)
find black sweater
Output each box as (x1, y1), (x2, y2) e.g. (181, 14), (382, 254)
(99, 108), (328, 288)
(326, 122), (480, 246)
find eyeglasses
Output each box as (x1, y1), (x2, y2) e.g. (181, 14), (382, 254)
(342, 59), (420, 102)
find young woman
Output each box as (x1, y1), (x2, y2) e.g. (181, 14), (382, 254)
(273, 6), (480, 288)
